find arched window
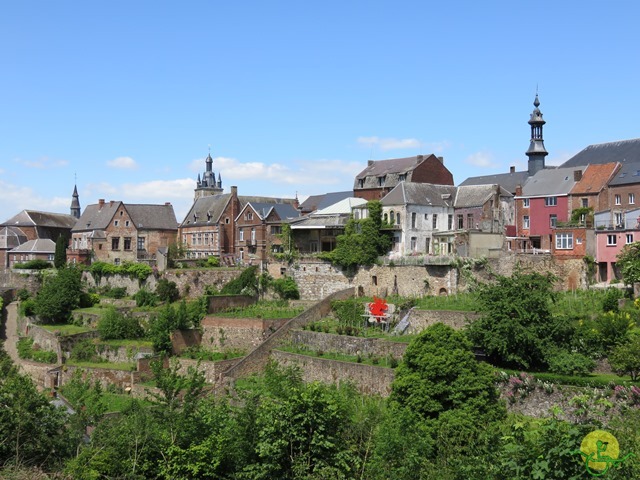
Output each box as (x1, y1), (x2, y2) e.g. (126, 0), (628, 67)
(384, 213), (388, 223)
(390, 210), (395, 225)
(396, 213), (401, 225)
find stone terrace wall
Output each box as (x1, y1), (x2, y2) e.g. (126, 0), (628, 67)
(0, 270), (41, 293)
(289, 330), (407, 360)
(486, 255), (587, 291)
(201, 317), (287, 351)
(407, 309), (480, 333)
(272, 350), (395, 397)
(176, 358), (241, 386)
(95, 344), (153, 363)
(222, 287), (355, 382)
(207, 295), (255, 313)
(60, 365), (135, 390)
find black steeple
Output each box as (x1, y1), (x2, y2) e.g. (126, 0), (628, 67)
(194, 149), (224, 200)
(70, 184), (81, 219)
(526, 93), (548, 176)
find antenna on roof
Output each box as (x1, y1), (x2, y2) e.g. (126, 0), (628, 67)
(208, 144), (211, 155)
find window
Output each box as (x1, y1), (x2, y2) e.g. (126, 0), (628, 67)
(123, 237), (132, 250)
(48, 254), (54, 261)
(114, 220), (119, 227)
(411, 212), (416, 229)
(467, 213), (474, 229)
(627, 234), (634, 244)
(137, 237), (145, 250)
(354, 210), (360, 220)
(582, 198), (588, 208)
(396, 213), (400, 225)
(251, 228), (256, 243)
(545, 197), (557, 206)
(204, 233), (209, 245)
(114, 258), (120, 266)
(555, 233), (573, 249)
(523, 198), (530, 207)
(377, 176), (386, 186)
(410, 237), (417, 251)
(390, 211), (395, 225)
(607, 234), (617, 246)
(398, 173), (407, 182)
(615, 212), (624, 227)
(310, 241), (318, 253)
(550, 214), (557, 228)
(448, 214), (453, 230)
(615, 194), (621, 205)
(630, 193), (636, 205)
(432, 214), (438, 229)
(523, 216), (530, 229)
(271, 225), (282, 235)
(383, 213), (388, 223)
(457, 214), (464, 229)
(239, 228), (244, 241)
(225, 218), (230, 224)
(424, 214), (428, 220)
(246, 212), (253, 220)
(372, 275), (377, 286)
(125, 220), (130, 227)
(358, 179), (364, 188)
(111, 237), (120, 250)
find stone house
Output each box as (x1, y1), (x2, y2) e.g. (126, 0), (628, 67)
(234, 202), (300, 265)
(380, 182), (456, 255)
(68, 200), (178, 266)
(353, 154), (454, 201)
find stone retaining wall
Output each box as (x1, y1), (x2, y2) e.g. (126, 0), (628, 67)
(175, 357), (241, 386)
(271, 350), (395, 397)
(95, 344), (154, 363)
(201, 317), (287, 351)
(288, 330), (407, 360)
(60, 365), (135, 390)
(407, 309), (479, 332)
(207, 295), (256, 314)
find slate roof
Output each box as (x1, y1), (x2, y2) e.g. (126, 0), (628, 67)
(1, 210), (77, 229)
(521, 167), (580, 197)
(0, 226), (27, 249)
(608, 160), (640, 186)
(459, 170), (530, 195)
(9, 238), (55, 253)
(289, 215), (350, 229)
(354, 156), (423, 180)
(73, 201), (178, 232)
(315, 197), (367, 215)
(246, 202), (300, 221)
(454, 185), (512, 208)
(571, 163), (620, 194)
(181, 194), (297, 228)
(381, 182), (457, 207)
(560, 138), (640, 168)
(299, 191), (352, 214)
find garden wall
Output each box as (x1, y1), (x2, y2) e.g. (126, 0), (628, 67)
(175, 357), (242, 386)
(222, 288), (355, 382)
(201, 317), (288, 351)
(207, 295), (256, 313)
(271, 350), (395, 397)
(60, 365), (135, 390)
(0, 270), (41, 293)
(288, 330), (407, 360)
(407, 309), (480, 332)
(94, 344), (154, 363)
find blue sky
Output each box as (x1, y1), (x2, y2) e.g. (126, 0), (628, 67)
(1, 1), (639, 222)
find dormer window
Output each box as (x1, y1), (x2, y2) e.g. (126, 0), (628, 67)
(207, 212), (212, 222)
(377, 176), (386, 187)
(398, 173), (407, 182)
(358, 179), (364, 188)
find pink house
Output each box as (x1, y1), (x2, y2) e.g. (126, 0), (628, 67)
(595, 228), (639, 283)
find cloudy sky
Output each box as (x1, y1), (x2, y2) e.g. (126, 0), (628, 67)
(1, 1), (639, 222)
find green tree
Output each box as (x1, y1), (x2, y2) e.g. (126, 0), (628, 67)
(609, 334), (640, 380)
(467, 270), (560, 369)
(391, 323), (505, 424)
(321, 200), (391, 273)
(33, 266), (83, 323)
(156, 278), (180, 303)
(54, 234), (68, 268)
(97, 306), (144, 340)
(617, 241), (640, 285)
(221, 265), (259, 295)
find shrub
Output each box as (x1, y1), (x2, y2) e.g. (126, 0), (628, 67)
(17, 337), (57, 363)
(19, 298), (36, 317)
(546, 349), (596, 376)
(79, 292), (100, 308)
(13, 259), (52, 270)
(221, 266), (258, 295)
(206, 256), (220, 267)
(71, 339), (101, 362)
(272, 277), (300, 300)
(102, 287), (128, 299)
(97, 307), (144, 340)
(156, 279), (180, 303)
(16, 289), (30, 301)
(602, 287), (624, 313)
(34, 267), (82, 323)
(134, 289), (158, 307)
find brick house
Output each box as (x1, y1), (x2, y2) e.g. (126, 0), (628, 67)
(234, 202), (300, 264)
(0, 226), (28, 270)
(353, 154), (454, 201)
(68, 200), (178, 266)
(1, 209), (77, 243)
(568, 162), (620, 217)
(7, 239), (56, 268)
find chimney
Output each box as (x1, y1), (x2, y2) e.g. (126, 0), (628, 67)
(231, 186), (238, 196)
(515, 185), (523, 197)
(165, 202), (171, 206)
(368, 160), (374, 166)
(437, 156), (444, 164)
(574, 170), (583, 181)
(98, 199), (105, 208)
(416, 154), (424, 162)
(510, 166), (516, 174)
(109, 200), (114, 207)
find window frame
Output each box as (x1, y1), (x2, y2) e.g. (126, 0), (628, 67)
(555, 233), (573, 250)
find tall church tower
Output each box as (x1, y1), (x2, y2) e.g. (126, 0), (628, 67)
(70, 184), (81, 219)
(526, 94), (548, 176)
(194, 151), (223, 200)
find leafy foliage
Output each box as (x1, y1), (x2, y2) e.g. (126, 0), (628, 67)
(221, 265), (259, 295)
(149, 302), (191, 354)
(610, 334), (640, 381)
(546, 349), (595, 376)
(156, 278), (180, 303)
(468, 271), (561, 369)
(54, 234), (67, 269)
(89, 261), (153, 281)
(271, 276), (300, 300)
(33, 266), (83, 323)
(97, 306), (144, 340)
(321, 200), (391, 272)
(12, 259), (52, 270)
(16, 337), (57, 363)
(134, 288), (158, 307)
(617, 241), (640, 285)
(602, 287), (625, 312)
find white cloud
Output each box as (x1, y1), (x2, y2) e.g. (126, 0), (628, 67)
(15, 156), (69, 169)
(465, 152), (498, 169)
(357, 136), (421, 151)
(107, 156), (138, 169)
(123, 178), (196, 200)
(0, 180), (70, 222)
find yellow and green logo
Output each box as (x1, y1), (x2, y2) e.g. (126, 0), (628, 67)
(574, 430), (635, 476)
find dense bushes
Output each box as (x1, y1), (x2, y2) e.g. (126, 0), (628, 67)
(33, 267), (83, 323)
(97, 307), (144, 340)
(156, 279), (179, 303)
(221, 265), (259, 295)
(89, 261), (153, 281)
(134, 288), (158, 307)
(546, 349), (596, 376)
(16, 337), (57, 363)
(12, 259), (52, 270)
(272, 277), (300, 300)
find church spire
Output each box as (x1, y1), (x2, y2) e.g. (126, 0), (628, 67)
(526, 93), (548, 176)
(194, 148), (224, 200)
(70, 184), (81, 219)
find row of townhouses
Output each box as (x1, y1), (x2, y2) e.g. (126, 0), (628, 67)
(2, 95), (640, 283)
